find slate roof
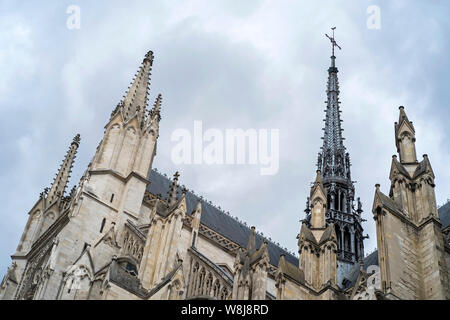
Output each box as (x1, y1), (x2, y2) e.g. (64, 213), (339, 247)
(393, 158), (411, 178)
(412, 159), (428, 179)
(109, 260), (149, 298)
(438, 201), (450, 230)
(147, 169), (299, 268)
(342, 250), (379, 290)
(375, 189), (403, 215)
(278, 256), (305, 284)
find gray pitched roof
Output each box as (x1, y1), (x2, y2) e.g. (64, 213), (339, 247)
(147, 169), (299, 267)
(438, 201), (450, 229)
(342, 250), (379, 290)
(375, 189), (403, 215)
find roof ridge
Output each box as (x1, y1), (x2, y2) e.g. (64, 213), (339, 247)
(150, 168), (299, 259)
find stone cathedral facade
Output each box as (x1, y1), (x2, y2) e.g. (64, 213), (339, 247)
(0, 48), (449, 300)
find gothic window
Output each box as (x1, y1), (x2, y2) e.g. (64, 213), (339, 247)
(344, 227), (351, 252)
(334, 194), (338, 210)
(213, 280), (220, 298)
(335, 225), (341, 251)
(354, 234), (359, 261)
(198, 268), (206, 295)
(340, 192), (344, 211)
(205, 273), (213, 296)
(220, 287), (229, 300)
(100, 218), (106, 233)
(191, 262), (199, 296)
(327, 194), (331, 210)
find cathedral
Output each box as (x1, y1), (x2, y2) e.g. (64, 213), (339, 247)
(0, 41), (449, 300)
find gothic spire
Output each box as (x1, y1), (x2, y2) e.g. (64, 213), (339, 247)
(112, 51), (154, 125)
(318, 28), (350, 181)
(47, 134), (81, 202)
(305, 28), (365, 271)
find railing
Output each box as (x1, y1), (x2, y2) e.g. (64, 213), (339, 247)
(327, 209), (355, 223)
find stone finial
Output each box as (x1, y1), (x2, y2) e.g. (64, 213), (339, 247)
(247, 227), (256, 255)
(315, 170), (322, 184)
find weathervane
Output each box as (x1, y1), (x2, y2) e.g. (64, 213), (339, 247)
(325, 27), (342, 56)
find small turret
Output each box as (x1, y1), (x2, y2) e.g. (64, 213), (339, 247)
(394, 106), (417, 164)
(310, 170), (327, 229)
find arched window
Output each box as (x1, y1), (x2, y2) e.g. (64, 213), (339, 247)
(213, 280), (220, 298)
(344, 227), (351, 252)
(327, 194), (331, 210)
(340, 192), (345, 211)
(198, 268), (206, 294)
(335, 225), (341, 251)
(205, 273), (213, 296)
(220, 287), (229, 300)
(334, 192), (339, 210)
(191, 263), (199, 296)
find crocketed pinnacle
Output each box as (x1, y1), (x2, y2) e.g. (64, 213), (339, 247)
(317, 53), (351, 181)
(112, 51), (154, 126)
(48, 134), (81, 202)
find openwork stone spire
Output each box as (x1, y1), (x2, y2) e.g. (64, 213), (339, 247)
(111, 51), (154, 125)
(305, 29), (365, 277)
(318, 43), (350, 181)
(48, 134), (81, 202)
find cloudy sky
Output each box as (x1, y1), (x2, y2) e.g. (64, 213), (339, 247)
(1, 0), (450, 276)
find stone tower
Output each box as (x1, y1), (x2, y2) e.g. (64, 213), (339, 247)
(0, 51), (163, 300)
(232, 227), (270, 300)
(299, 170), (338, 291)
(372, 107), (449, 299)
(304, 32), (365, 285)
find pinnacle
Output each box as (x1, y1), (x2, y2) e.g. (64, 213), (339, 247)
(72, 134), (81, 146)
(114, 51), (155, 124)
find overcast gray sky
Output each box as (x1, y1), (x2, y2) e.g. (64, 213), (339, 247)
(1, 0), (450, 276)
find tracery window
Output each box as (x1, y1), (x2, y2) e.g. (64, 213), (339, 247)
(213, 280), (221, 298)
(220, 287), (229, 300)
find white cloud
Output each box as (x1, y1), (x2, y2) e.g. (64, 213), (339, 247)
(1, 1), (449, 276)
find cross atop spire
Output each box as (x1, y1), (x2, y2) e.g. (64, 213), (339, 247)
(325, 27), (341, 70)
(325, 27), (341, 57)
